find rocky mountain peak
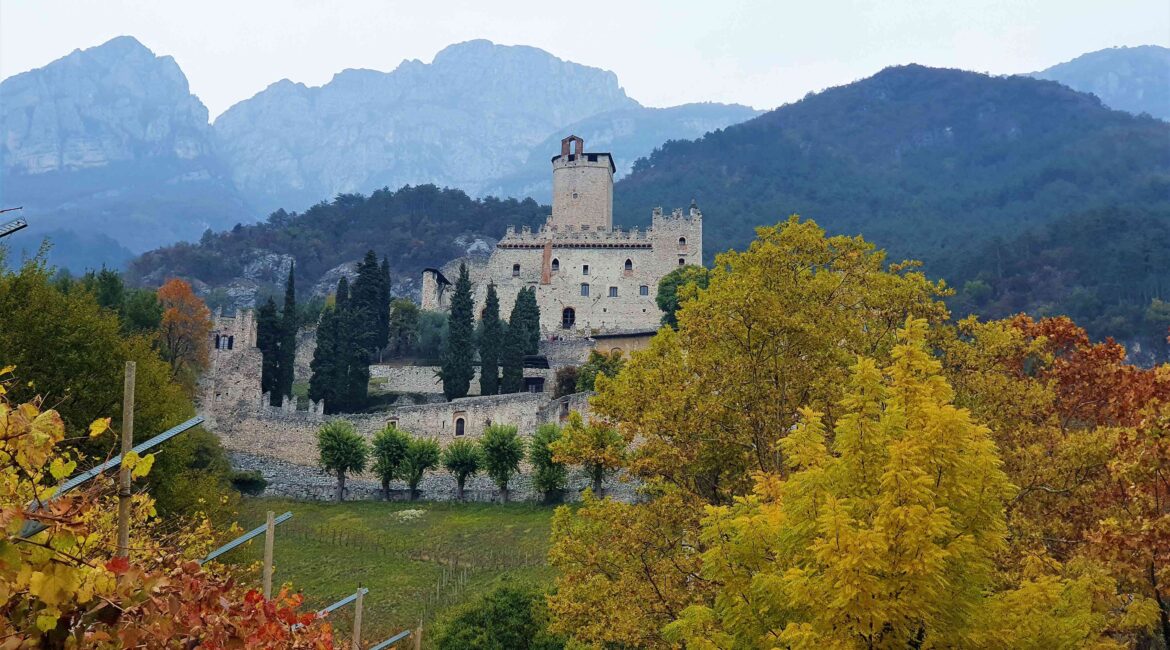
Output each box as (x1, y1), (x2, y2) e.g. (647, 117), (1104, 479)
(1, 35), (212, 175)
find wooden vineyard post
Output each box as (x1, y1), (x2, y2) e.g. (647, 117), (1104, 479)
(352, 586), (364, 650)
(116, 361), (136, 558)
(262, 510), (275, 598)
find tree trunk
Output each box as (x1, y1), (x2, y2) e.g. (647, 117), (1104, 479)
(456, 477), (465, 501)
(409, 484), (419, 501)
(381, 477), (390, 501)
(1152, 563), (1170, 650)
(499, 483), (509, 503)
(592, 471), (604, 497)
(336, 470), (346, 502)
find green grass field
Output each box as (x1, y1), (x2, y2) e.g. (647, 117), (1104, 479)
(223, 498), (557, 646)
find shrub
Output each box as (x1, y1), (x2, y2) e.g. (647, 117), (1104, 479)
(435, 584), (565, 650)
(229, 469), (268, 496)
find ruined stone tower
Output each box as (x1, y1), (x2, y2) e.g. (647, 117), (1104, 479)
(550, 135), (615, 230)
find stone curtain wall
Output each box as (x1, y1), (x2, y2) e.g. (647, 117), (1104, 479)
(208, 391), (615, 502)
(370, 364), (481, 396)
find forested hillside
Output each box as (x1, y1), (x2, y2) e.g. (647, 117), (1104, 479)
(129, 185), (547, 297)
(613, 64), (1170, 352)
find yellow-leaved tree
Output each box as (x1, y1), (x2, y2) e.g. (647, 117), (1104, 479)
(663, 318), (1135, 649)
(548, 217), (950, 646)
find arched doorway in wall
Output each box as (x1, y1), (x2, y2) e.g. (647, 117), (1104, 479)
(562, 307), (576, 329)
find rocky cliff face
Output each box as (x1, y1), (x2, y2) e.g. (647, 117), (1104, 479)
(2, 36), (212, 173)
(1030, 45), (1170, 121)
(0, 36), (250, 264)
(212, 39), (642, 213)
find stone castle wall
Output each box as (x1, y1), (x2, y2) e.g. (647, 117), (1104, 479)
(458, 210), (702, 337)
(370, 364), (480, 396)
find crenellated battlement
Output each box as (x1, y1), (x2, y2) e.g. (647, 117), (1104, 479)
(498, 205), (702, 249)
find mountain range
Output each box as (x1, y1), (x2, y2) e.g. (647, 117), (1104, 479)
(0, 36), (757, 269)
(611, 64), (1170, 357)
(1031, 45), (1170, 120)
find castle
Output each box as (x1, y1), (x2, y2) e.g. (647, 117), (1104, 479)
(422, 135), (703, 336)
(198, 135), (698, 502)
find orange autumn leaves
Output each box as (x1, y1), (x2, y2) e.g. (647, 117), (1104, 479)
(0, 367), (333, 648)
(157, 277), (213, 389)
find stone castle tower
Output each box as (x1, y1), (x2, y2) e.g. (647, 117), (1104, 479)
(423, 134), (702, 337)
(550, 135), (614, 230)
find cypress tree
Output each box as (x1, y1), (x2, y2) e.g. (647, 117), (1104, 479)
(350, 250), (382, 356)
(440, 263), (475, 400)
(256, 297), (280, 400)
(500, 289), (527, 394)
(518, 287), (541, 354)
(336, 276), (350, 311)
(341, 305), (370, 411)
(276, 264), (297, 405)
(478, 283), (502, 395)
(309, 306), (341, 412)
(378, 257), (392, 355)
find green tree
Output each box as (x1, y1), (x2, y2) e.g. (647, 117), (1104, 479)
(478, 283), (502, 395)
(121, 288), (163, 334)
(575, 350), (625, 392)
(350, 250), (384, 355)
(553, 367), (579, 398)
(308, 304), (347, 413)
(551, 412), (625, 495)
(479, 424), (524, 502)
(378, 257), (392, 356)
(372, 424), (411, 500)
(339, 304), (370, 411)
(276, 264), (297, 405)
(440, 263), (475, 399)
(530, 424), (567, 503)
(80, 267), (125, 312)
(656, 265), (710, 329)
(516, 286), (541, 354)
(387, 298), (421, 358)
(435, 584), (566, 650)
(500, 290), (530, 394)
(442, 439), (483, 501)
(256, 297), (281, 400)
(401, 437), (441, 501)
(0, 256), (236, 519)
(316, 420), (368, 502)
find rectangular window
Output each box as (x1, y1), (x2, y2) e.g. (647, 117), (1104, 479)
(608, 286), (618, 298)
(640, 285), (649, 296)
(581, 283), (590, 297)
(582, 264), (590, 275)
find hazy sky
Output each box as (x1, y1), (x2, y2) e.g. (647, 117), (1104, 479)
(2, 0), (1167, 119)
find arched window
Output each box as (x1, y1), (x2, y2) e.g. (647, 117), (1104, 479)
(678, 236), (687, 249)
(455, 417), (466, 436)
(227, 335), (234, 350)
(214, 334), (221, 349)
(512, 263), (520, 277)
(562, 307), (576, 329)
(679, 258), (686, 266)
(624, 258), (633, 272)
(551, 258), (560, 272)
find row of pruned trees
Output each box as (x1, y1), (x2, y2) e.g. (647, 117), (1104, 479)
(439, 263), (541, 400)
(315, 412), (627, 503)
